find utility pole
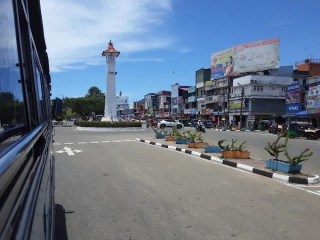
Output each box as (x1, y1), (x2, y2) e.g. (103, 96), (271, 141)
(238, 83), (244, 129)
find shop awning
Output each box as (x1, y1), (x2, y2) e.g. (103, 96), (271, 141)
(295, 111), (311, 117)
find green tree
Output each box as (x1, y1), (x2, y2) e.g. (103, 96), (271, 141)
(85, 86), (105, 99)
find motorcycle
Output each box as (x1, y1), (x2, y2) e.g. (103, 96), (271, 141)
(304, 129), (320, 140)
(196, 124), (206, 133)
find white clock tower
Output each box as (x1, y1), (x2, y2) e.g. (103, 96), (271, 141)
(101, 40), (120, 121)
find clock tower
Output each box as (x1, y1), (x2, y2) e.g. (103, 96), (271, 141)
(101, 40), (120, 121)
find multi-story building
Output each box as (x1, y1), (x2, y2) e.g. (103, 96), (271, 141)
(195, 68), (211, 118)
(144, 93), (158, 118)
(184, 86), (197, 118)
(158, 91), (171, 119)
(133, 99), (144, 119)
(230, 74), (293, 128)
(287, 59), (320, 126)
(116, 95), (131, 117)
(205, 76), (231, 123)
(171, 83), (190, 119)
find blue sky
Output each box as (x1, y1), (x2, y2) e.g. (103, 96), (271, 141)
(42, 0), (320, 105)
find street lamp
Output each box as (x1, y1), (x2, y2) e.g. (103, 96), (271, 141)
(237, 83), (245, 129)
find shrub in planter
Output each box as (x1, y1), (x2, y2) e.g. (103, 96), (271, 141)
(264, 132), (313, 173)
(218, 139), (250, 159)
(175, 130), (192, 144)
(151, 126), (170, 139)
(186, 131), (209, 148)
(165, 127), (179, 141)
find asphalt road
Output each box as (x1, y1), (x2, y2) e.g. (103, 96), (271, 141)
(54, 126), (320, 240)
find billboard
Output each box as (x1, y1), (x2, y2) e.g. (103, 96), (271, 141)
(211, 38), (280, 79)
(211, 48), (235, 79)
(307, 85), (320, 114)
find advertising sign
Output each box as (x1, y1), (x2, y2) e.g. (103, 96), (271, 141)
(230, 100), (242, 109)
(286, 92), (300, 104)
(211, 48), (235, 79)
(286, 103), (302, 114)
(287, 83), (300, 92)
(233, 38), (280, 73)
(211, 38), (280, 79)
(307, 85), (320, 114)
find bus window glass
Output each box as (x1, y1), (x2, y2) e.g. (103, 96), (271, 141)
(0, 0), (27, 151)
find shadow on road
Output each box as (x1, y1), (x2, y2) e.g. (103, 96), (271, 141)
(55, 204), (70, 240)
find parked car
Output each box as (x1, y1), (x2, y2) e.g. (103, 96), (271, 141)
(158, 119), (184, 129)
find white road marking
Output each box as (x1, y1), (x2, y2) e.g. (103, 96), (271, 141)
(56, 147), (82, 156)
(54, 140), (135, 145)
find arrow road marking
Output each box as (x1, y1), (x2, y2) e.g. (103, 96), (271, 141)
(56, 147), (83, 156)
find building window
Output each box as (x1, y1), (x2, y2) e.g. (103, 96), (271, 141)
(254, 86), (263, 92)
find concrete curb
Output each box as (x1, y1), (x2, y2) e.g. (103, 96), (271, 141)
(136, 138), (320, 185)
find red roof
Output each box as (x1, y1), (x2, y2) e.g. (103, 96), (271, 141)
(102, 40), (120, 57)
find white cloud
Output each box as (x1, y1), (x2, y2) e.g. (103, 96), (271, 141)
(179, 48), (191, 53)
(41, 0), (173, 72)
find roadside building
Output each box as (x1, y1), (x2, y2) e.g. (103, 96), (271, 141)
(205, 77), (231, 125)
(116, 95), (131, 118)
(133, 99), (144, 119)
(184, 86), (197, 119)
(171, 83), (190, 119)
(158, 91), (171, 119)
(230, 74), (293, 128)
(144, 93), (159, 118)
(195, 68), (210, 119)
(292, 59), (320, 126)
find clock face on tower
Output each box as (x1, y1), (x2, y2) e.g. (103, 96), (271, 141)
(108, 55), (114, 61)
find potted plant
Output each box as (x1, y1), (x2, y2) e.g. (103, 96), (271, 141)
(264, 132), (313, 173)
(175, 130), (193, 144)
(187, 131), (209, 148)
(218, 139), (250, 158)
(165, 127), (178, 141)
(151, 126), (170, 139)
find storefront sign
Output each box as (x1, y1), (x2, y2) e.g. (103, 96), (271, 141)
(286, 83), (300, 92)
(286, 103), (302, 114)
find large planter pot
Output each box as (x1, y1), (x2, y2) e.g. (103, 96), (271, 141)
(204, 146), (222, 153)
(221, 151), (235, 158)
(176, 138), (192, 144)
(233, 150), (250, 159)
(155, 134), (170, 139)
(265, 159), (302, 173)
(222, 150), (250, 158)
(165, 136), (176, 141)
(187, 142), (209, 148)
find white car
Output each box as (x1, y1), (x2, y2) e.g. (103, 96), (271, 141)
(158, 119), (184, 129)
